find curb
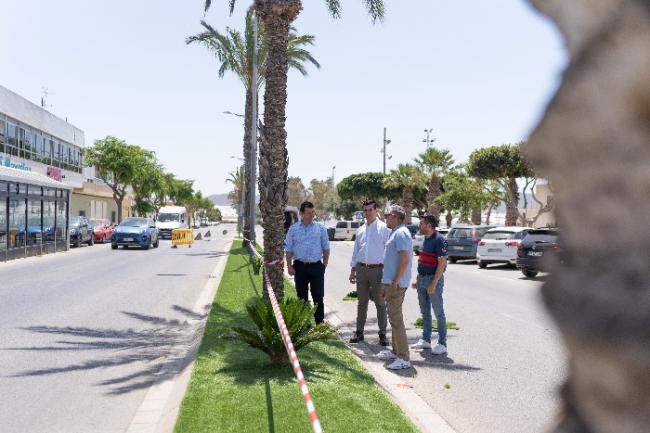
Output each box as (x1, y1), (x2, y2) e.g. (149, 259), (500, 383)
(125, 236), (234, 433)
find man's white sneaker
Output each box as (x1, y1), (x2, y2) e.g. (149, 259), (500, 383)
(410, 339), (432, 350)
(431, 343), (447, 355)
(386, 358), (412, 370)
(377, 349), (397, 360)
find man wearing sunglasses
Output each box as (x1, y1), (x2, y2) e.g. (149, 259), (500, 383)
(377, 205), (413, 370)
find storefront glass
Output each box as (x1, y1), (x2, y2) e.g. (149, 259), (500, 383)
(43, 200), (55, 243)
(0, 199), (6, 252)
(55, 200), (67, 242)
(9, 198), (26, 249)
(27, 200), (42, 246)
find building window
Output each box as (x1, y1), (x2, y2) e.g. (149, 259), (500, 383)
(0, 118), (6, 154)
(6, 122), (18, 156)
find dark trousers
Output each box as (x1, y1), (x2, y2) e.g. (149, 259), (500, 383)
(293, 260), (325, 324)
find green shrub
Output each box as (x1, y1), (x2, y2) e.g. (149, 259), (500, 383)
(232, 298), (336, 364)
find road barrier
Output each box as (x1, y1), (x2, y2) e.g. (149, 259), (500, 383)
(246, 240), (324, 433)
(171, 229), (193, 248)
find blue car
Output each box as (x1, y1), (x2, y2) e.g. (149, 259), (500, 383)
(111, 217), (159, 250)
(446, 224), (497, 263)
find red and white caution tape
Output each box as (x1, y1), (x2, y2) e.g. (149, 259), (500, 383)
(248, 242), (323, 433)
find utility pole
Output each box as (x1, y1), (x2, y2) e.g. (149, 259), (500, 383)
(249, 11), (259, 249)
(423, 128), (436, 148)
(381, 128), (392, 174)
(331, 166), (336, 187)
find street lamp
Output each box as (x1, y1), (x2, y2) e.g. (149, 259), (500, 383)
(423, 128), (436, 148)
(381, 127), (392, 174)
(223, 110), (244, 118)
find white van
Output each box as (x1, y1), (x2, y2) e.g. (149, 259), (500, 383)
(333, 220), (361, 241)
(156, 206), (188, 239)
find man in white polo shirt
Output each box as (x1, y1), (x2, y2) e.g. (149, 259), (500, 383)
(349, 199), (391, 346)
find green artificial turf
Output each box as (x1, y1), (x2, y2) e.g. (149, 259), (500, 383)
(174, 241), (418, 433)
(413, 317), (459, 331)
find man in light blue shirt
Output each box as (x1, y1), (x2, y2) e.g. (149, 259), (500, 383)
(285, 201), (330, 323)
(377, 205), (413, 370)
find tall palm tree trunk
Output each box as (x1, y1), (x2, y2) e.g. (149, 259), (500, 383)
(471, 207), (482, 225)
(505, 177), (519, 226)
(445, 211), (453, 228)
(426, 176), (442, 218)
(403, 187), (414, 224)
(256, 0), (302, 299)
(242, 89), (252, 248)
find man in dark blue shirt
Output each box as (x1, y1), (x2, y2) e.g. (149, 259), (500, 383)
(411, 215), (449, 355)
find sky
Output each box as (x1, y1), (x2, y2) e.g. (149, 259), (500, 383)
(0, 1), (567, 197)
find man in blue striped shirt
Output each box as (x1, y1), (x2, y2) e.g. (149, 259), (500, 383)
(285, 201), (330, 324)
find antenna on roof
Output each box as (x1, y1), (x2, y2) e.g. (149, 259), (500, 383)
(41, 87), (55, 109)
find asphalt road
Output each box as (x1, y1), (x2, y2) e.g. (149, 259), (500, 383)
(324, 240), (567, 433)
(0, 225), (235, 433)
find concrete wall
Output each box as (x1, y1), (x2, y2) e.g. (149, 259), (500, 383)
(71, 193), (118, 223)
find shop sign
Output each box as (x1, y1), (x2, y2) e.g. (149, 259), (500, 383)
(47, 166), (62, 181)
(0, 155), (32, 172)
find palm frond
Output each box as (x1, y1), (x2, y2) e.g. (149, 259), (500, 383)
(324, 0), (342, 19)
(231, 298), (335, 364)
(363, 0), (385, 23)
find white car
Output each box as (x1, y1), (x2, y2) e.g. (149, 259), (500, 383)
(476, 226), (533, 268)
(413, 227), (449, 255)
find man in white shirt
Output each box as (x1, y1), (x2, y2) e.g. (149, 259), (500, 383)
(349, 200), (391, 346)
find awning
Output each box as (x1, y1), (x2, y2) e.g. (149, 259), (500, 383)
(0, 165), (73, 190)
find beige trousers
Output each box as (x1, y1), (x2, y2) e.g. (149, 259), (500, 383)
(383, 284), (410, 361)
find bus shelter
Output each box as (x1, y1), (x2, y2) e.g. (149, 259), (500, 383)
(0, 165), (71, 262)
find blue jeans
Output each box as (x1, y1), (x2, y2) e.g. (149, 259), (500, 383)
(416, 274), (446, 346)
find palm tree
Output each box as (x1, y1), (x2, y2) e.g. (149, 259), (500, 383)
(226, 166), (245, 226)
(415, 147), (454, 218)
(204, 0), (384, 298)
(384, 164), (425, 224)
(187, 9), (319, 250)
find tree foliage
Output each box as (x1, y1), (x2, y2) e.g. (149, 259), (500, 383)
(468, 143), (553, 226)
(337, 172), (398, 207)
(85, 136), (153, 223)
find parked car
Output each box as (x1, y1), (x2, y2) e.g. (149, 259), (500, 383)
(476, 226), (533, 268)
(90, 218), (115, 243)
(413, 227), (449, 255)
(111, 217), (159, 250)
(516, 228), (561, 278)
(69, 216), (94, 247)
(406, 224), (419, 238)
(333, 220), (361, 241)
(284, 206), (299, 234)
(445, 224), (497, 263)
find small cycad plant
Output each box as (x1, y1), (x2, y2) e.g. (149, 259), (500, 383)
(232, 298), (336, 365)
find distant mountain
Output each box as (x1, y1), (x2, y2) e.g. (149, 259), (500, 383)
(208, 193), (231, 206)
